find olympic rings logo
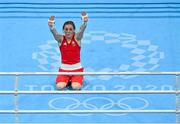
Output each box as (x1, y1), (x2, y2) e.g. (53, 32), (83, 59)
(48, 96), (149, 116)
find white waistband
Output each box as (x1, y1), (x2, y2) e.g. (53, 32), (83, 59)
(61, 62), (82, 70)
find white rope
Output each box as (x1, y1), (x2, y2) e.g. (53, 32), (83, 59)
(0, 72), (179, 75)
(0, 72), (179, 124)
(0, 90), (179, 94)
(0, 110), (178, 114)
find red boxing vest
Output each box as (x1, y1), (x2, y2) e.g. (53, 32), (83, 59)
(60, 35), (81, 64)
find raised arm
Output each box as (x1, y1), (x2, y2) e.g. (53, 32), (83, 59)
(75, 12), (88, 42)
(48, 16), (63, 43)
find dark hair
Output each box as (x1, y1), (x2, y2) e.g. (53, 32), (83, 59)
(63, 21), (76, 30)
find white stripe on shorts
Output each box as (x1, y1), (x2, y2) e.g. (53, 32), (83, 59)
(61, 62), (82, 70)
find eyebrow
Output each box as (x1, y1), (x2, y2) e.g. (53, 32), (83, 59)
(64, 28), (73, 30)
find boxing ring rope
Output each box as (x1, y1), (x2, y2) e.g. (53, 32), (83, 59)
(0, 72), (179, 124)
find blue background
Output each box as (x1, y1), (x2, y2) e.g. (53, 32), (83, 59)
(0, 0), (180, 123)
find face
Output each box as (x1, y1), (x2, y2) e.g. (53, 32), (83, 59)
(63, 24), (75, 39)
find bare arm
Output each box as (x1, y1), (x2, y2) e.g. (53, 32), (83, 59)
(50, 28), (63, 43)
(76, 22), (87, 41)
(75, 12), (88, 44)
(48, 16), (63, 43)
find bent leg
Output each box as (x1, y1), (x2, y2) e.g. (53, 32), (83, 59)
(56, 71), (70, 90)
(71, 82), (82, 90)
(56, 82), (67, 90)
(71, 74), (84, 90)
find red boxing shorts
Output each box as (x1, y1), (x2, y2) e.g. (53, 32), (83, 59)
(56, 67), (84, 85)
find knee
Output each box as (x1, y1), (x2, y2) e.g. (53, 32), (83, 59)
(71, 82), (82, 90)
(56, 82), (67, 90)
